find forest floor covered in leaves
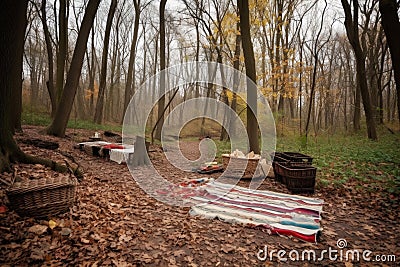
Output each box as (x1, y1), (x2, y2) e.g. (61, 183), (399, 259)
(0, 126), (399, 266)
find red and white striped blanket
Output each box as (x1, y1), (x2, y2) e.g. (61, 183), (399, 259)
(189, 181), (323, 243)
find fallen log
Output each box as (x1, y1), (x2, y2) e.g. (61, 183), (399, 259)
(20, 139), (59, 150)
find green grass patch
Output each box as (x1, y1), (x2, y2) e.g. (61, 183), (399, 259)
(22, 111), (122, 132)
(22, 111), (52, 126)
(213, 140), (232, 160)
(178, 124), (399, 196)
(275, 128), (400, 195)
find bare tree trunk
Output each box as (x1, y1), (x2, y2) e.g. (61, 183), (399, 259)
(277, 10), (292, 118)
(354, 81), (361, 130)
(380, 0), (400, 125)
(341, 0), (377, 140)
(122, 0), (141, 120)
(238, 0), (260, 154)
(274, 0), (283, 115)
(305, 0), (327, 139)
(194, 19), (200, 109)
(130, 136), (150, 166)
(216, 35), (229, 141)
(229, 21), (241, 138)
(344, 77), (348, 131)
(298, 35), (303, 134)
(94, 0), (117, 124)
(149, 33), (159, 129)
(37, 0), (57, 117)
(115, 51), (122, 121)
(155, 0), (167, 141)
(107, 9), (122, 122)
(201, 56), (217, 136)
(0, 0), (84, 177)
(386, 69), (393, 122)
(377, 42), (388, 124)
(56, 0), (68, 103)
(88, 29), (96, 113)
(0, 1), (27, 169)
(47, 0), (100, 137)
(28, 38), (40, 108)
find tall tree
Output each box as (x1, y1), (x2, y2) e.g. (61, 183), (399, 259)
(47, 0), (101, 137)
(229, 20), (241, 137)
(122, 0), (141, 118)
(37, 0), (57, 117)
(56, 0), (68, 104)
(94, 0), (118, 124)
(0, 0), (28, 171)
(0, 1), (73, 174)
(154, 0), (167, 141)
(341, 0), (377, 140)
(305, 0), (328, 139)
(237, 0), (260, 154)
(379, 0), (400, 125)
(87, 28), (97, 113)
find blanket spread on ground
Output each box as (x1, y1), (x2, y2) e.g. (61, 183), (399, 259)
(189, 181), (323, 243)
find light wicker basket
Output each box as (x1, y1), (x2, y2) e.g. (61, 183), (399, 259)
(222, 154), (264, 179)
(6, 176), (77, 218)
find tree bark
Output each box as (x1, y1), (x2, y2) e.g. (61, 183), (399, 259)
(130, 136), (150, 166)
(56, 0), (68, 104)
(354, 79), (361, 130)
(238, 0), (260, 154)
(94, 0), (118, 124)
(39, 0), (57, 117)
(341, 0), (377, 140)
(155, 0), (167, 141)
(0, 1), (77, 174)
(47, 0), (100, 137)
(28, 39), (39, 108)
(386, 70), (393, 122)
(122, 0), (141, 119)
(305, 0), (327, 139)
(0, 0), (27, 170)
(229, 21), (241, 138)
(194, 19), (200, 109)
(88, 29), (96, 113)
(274, 0), (283, 114)
(106, 10), (122, 122)
(379, 0), (400, 125)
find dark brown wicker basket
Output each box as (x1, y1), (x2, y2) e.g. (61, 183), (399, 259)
(282, 152), (313, 164)
(6, 176), (77, 218)
(274, 163), (316, 193)
(270, 153), (289, 182)
(271, 152), (313, 165)
(222, 155), (264, 179)
(270, 152), (313, 183)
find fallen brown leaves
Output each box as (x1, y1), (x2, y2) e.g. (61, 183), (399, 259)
(0, 126), (399, 266)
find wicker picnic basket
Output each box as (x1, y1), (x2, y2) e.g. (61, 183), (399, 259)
(270, 152), (313, 183)
(6, 176), (77, 218)
(222, 154), (264, 179)
(281, 152), (313, 164)
(270, 152), (290, 182)
(274, 163), (316, 193)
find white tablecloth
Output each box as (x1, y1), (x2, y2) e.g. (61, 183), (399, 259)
(109, 146), (135, 164)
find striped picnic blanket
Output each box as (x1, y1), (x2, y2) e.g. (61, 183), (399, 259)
(189, 181), (323, 243)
